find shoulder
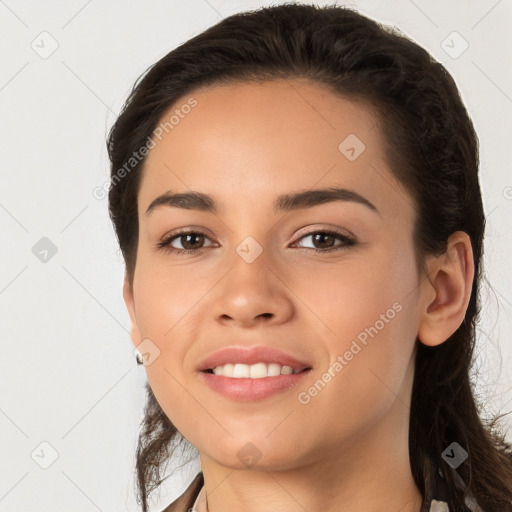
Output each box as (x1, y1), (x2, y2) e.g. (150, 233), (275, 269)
(160, 468), (485, 512)
(160, 472), (204, 512)
(429, 466), (484, 512)
(429, 500), (450, 511)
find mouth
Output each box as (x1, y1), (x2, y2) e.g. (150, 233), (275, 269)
(202, 363), (312, 379)
(199, 364), (313, 401)
(197, 345), (313, 376)
(197, 345), (313, 400)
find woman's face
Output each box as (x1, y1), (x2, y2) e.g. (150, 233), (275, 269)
(124, 78), (431, 471)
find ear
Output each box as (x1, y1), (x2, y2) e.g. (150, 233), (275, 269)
(417, 231), (475, 347)
(123, 272), (143, 348)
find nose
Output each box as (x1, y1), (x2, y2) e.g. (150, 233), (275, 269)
(212, 246), (294, 328)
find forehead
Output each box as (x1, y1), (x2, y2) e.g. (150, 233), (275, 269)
(137, 78), (412, 222)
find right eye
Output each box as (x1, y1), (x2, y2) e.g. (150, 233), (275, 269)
(157, 230), (216, 255)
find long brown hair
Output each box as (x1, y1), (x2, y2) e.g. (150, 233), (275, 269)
(106, 4), (512, 511)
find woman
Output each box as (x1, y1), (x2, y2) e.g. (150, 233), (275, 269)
(107, 4), (512, 511)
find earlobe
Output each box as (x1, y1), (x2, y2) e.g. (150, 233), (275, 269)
(417, 231), (475, 348)
(122, 273), (142, 348)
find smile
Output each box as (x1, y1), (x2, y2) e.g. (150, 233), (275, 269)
(199, 366), (312, 401)
(206, 362), (307, 378)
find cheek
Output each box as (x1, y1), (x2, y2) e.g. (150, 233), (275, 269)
(130, 258), (200, 406)
(290, 246), (417, 348)
(131, 255), (216, 430)
(133, 280), (202, 438)
(132, 251), (208, 341)
(296, 248), (418, 405)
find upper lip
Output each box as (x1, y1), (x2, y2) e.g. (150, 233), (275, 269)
(197, 346), (312, 372)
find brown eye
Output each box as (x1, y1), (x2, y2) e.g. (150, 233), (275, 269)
(293, 230), (356, 253)
(311, 232), (337, 249)
(176, 233), (206, 250)
(157, 230), (215, 254)
(157, 228), (356, 256)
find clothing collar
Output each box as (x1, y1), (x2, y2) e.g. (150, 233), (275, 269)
(189, 468), (455, 512)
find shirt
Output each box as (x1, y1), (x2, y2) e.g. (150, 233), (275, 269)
(161, 468), (483, 512)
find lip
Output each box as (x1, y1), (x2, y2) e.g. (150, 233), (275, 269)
(197, 345), (312, 372)
(196, 345), (313, 402)
(199, 368), (312, 402)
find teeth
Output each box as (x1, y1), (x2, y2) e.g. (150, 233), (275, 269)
(211, 363), (302, 378)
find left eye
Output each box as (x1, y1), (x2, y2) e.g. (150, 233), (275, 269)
(157, 229), (356, 255)
(292, 230), (356, 252)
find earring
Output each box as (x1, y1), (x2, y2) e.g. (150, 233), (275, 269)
(135, 351), (144, 365)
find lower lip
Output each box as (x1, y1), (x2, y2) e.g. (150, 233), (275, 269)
(199, 369), (312, 402)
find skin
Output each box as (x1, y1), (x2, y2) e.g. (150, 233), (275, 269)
(123, 78), (474, 512)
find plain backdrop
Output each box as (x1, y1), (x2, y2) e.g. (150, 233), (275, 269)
(1, 1), (511, 511)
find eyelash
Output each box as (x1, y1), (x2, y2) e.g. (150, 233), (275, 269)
(156, 228), (356, 255)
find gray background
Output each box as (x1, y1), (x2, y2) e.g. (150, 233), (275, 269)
(1, 1), (511, 511)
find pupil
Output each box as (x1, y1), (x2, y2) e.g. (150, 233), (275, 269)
(314, 233), (333, 248)
(183, 233), (202, 250)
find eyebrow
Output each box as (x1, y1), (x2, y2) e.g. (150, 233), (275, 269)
(145, 187), (380, 217)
